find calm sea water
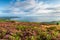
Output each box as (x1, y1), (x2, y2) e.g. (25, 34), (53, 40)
(11, 16), (60, 22)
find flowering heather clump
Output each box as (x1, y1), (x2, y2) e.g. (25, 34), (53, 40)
(0, 21), (60, 40)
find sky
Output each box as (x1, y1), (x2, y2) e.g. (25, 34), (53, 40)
(0, 0), (60, 22)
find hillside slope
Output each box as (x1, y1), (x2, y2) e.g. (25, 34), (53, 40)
(0, 21), (60, 40)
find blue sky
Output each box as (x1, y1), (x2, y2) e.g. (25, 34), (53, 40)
(0, 0), (60, 22)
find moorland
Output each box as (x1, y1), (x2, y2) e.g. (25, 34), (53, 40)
(0, 19), (60, 40)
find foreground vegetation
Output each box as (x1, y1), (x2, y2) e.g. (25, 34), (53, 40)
(0, 20), (60, 40)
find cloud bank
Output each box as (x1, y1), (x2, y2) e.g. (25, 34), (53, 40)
(2, 0), (60, 22)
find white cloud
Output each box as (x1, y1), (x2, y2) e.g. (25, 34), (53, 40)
(0, 11), (2, 14)
(2, 0), (60, 22)
(9, 0), (60, 16)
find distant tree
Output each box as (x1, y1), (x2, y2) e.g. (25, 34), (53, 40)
(56, 22), (59, 25)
